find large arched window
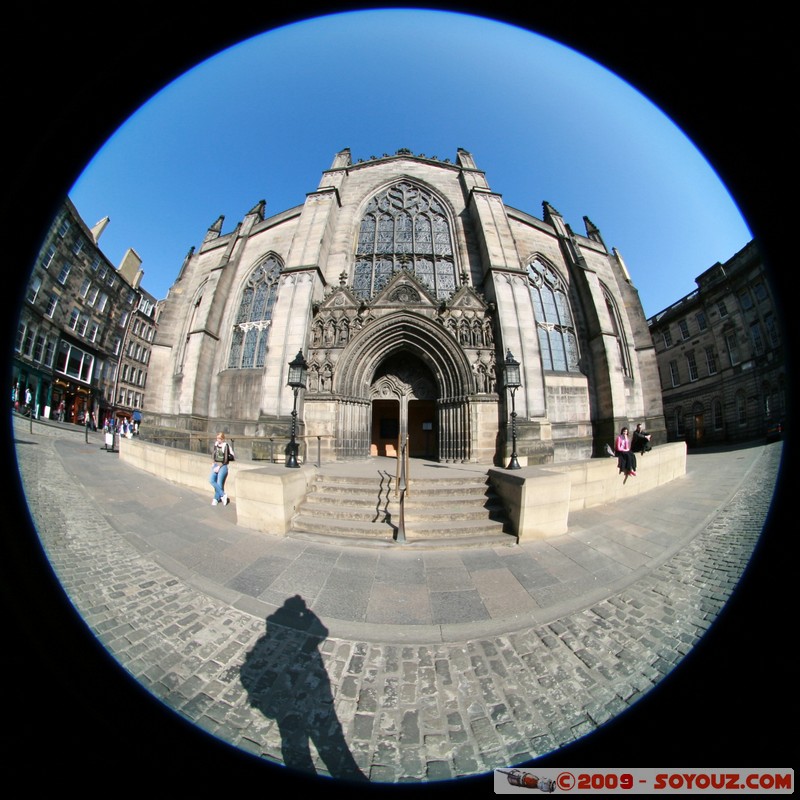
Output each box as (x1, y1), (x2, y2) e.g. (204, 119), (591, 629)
(602, 285), (632, 377)
(527, 257), (580, 372)
(227, 256), (281, 369)
(353, 182), (457, 300)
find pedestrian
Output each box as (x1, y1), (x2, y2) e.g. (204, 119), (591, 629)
(57, 400), (66, 422)
(615, 426), (637, 476)
(209, 432), (233, 506)
(632, 423), (652, 455)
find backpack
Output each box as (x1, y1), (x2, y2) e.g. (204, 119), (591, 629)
(227, 443), (235, 462)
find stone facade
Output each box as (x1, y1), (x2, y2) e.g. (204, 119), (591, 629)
(647, 240), (786, 446)
(14, 199), (156, 428)
(145, 149), (663, 464)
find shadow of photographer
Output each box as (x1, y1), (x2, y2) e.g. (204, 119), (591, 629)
(240, 594), (367, 782)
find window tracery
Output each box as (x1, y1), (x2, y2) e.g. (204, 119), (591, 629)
(228, 256), (281, 369)
(353, 182), (457, 300)
(527, 257), (580, 372)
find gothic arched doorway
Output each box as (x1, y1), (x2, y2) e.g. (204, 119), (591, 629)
(327, 310), (477, 462)
(370, 354), (438, 458)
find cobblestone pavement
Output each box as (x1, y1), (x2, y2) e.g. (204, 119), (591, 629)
(8, 416), (791, 792)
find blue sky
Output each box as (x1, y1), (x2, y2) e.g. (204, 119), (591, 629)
(69, 8), (751, 318)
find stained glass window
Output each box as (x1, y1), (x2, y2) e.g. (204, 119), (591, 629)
(527, 258), (580, 372)
(228, 256), (281, 369)
(354, 182), (457, 300)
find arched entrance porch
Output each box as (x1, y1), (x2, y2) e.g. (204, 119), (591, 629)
(330, 311), (479, 462)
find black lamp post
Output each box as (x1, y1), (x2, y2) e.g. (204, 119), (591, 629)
(503, 349), (521, 470)
(285, 350), (308, 468)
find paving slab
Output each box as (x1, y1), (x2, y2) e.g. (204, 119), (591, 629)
(10, 414), (790, 790)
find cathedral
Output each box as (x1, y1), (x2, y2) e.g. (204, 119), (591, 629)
(145, 148), (664, 465)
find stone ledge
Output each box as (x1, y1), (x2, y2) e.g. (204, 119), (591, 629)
(489, 442), (687, 540)
(119, 437), (686, 541)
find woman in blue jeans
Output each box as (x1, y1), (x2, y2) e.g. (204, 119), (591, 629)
(209, 432), (232, 506)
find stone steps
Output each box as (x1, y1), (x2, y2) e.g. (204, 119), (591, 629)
(290, 470), (515, 545)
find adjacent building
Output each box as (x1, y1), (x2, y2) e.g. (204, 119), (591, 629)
(13, 199), (158, 427)
(647, 240), (785, 446)
(145, 148), (664, 465)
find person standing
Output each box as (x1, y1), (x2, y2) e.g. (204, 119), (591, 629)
(209, 432), (232, 506)
(615, 426), (637, 476)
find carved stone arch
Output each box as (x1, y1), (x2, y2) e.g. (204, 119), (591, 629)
(331, 311), (477, 461)
(334, 311), (475, 400)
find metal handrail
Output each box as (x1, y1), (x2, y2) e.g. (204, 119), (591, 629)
(396, 438), (407, 543)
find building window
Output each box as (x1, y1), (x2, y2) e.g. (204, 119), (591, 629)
(57, 217), (71, 238)
(738, 290), (753, 310)
(87, 286), (99, 306)
(669, 360), (680, 387)
(353, 181), (457, 301)
(97, 293), (109, 313)
(603, 287), (630, 376)
(26, 275), (42, 304)
(686, 351), (698, 381)
(45, 294), (59, 318)
(21, 325), (34, 357)
(753, 282), (768, 302)
(712, 398), (723, 430)
(72, 238), (85, 256)
(764, 313), (779, 348)
(43, 338), (55, 367)
(750, 322), (764, 356)
(662, 328), (673, 348)
(674, 407), (684, 436)
(32, 334), (45, 363)
(68, 307), (80, 330)
(80, 277), (91, 297)
(705, 346), (717, 375)
(57, 263), (72, 284)
(15, 322), (25, 353)
(717, 300), (728, 317)
(228, 255), (282, 369)
(678, 319), (690, 339)
(528, 258), (580, 372)
(696, 311), (707, 331)
(55, 341), (94, 383)
(725, 331), (740, 366)
(736, 392), (746, 425)
(41, 244), (57, 270)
